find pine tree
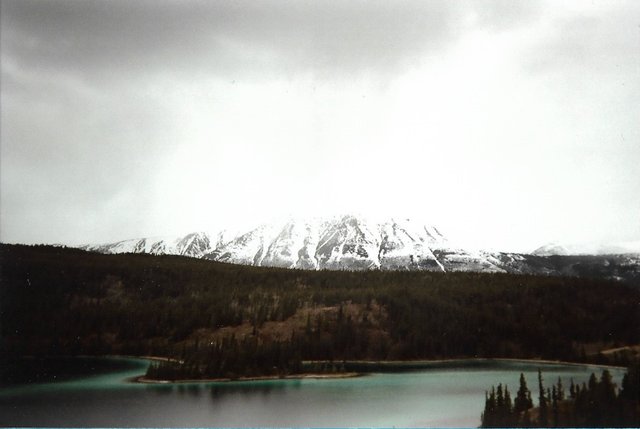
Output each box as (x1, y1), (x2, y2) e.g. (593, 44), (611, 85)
(569, 378), (576, 399)
(482, 391), (489, 427)
(515, 373), (533, 413)
(481, 386), (498, 428)
(557, 377), (565, 401)
(504, 385), (514, 425)
(620, 364), (640, 401)
(538, 369), (548, 426)
(600, 369), (616, 405)
(552, 385), (559, 427)
(588, 372), (598, 391)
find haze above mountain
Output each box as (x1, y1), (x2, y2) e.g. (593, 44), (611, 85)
(532, 241), (640, 256)
(2, 1), (639, 253)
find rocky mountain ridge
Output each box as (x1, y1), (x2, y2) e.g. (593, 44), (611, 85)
(79, 215), (640, 284)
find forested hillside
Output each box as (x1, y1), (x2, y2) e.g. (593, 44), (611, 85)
(1, 244), (639, 379)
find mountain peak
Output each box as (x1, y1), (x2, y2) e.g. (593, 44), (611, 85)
(78, 215), (640, 283)
(532, 242), (570, 256)
(81, 215), (453, 271)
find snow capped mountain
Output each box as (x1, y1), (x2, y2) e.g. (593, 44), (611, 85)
(81, 215), (458, 272)
(377, 220), (443, 270)
(78, 215), (640, 283)
(205, 215), (453, 271)
(80, 231), (218, 258)
(532, 242), (571, 256)
(208, 223), (285, 267)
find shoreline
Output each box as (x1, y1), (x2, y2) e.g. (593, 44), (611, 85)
(328, 357), (627, 370)
(127, 356), (627, 384)
(133, 372), (363, 384)
(489, 357), (626, 371)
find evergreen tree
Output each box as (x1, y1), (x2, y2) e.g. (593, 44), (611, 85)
(481, 386), (498, 427)
(599, 369), (616, 405)
(481, 393), (488, 427)
(552, 385), (559, 427)
(514, 372), (533, 413)
(538, 369), (548, 427)
(481, 367), (640, 427)
(504, 385), (514, 425)
(588, 372), (598, 391)
(482, 384), (517, 427)
(620, 364), (640, 401)
(569, 378), (576, 399)
(557, 377), (565, 401)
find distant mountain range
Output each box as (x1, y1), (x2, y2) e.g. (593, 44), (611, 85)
(532, 240), (640, 256)
(79, 215), (640, 284)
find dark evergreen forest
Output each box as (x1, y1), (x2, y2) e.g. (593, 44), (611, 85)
(481, 365), (640, 427)
(2, 244), (639, 380)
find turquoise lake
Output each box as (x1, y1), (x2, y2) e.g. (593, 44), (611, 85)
(0, 357), (626, 427)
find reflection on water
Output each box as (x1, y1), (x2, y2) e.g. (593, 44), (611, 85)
(150, 384), (174, 395)
(208, 379), (299, 399)
(146, 377), (298, 400)
(0, 357), (626, 428)
(1, 356), (143, 385)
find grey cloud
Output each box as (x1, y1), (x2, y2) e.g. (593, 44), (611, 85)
(1, 0), (473, 83)
(471, 0), (543, 30)
(1, 64), (175, 245)
(513, 4), (640, 237)
(2, 0), (553, 85)
(521, 5), (640, 78)
(2, 0), (637, 247)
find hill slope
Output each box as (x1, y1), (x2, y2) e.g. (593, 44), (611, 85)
(2, 244), (639, 369)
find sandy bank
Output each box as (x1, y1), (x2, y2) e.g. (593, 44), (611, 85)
(330, 357), (626, 370)
(133, 372), (363, 384)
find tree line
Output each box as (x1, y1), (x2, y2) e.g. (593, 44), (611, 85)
(481, 365), (640, 427)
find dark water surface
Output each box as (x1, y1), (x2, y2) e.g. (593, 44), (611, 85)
(0, 357), (625, 427)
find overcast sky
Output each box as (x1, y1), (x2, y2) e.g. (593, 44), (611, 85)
(1, 0), (639, 252)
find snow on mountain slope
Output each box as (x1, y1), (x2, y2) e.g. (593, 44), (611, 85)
(77, 215), (639, 283)
(81, 231), (217, 258)
(260, 220), (316, 269)
(532, 242), (571, 256)
(313, 215), (382, 270)
(208, 223), (285, 266)
(431, 248), (506, 273)
(377, 218), (444, 270)
(81, 215), (459, 272)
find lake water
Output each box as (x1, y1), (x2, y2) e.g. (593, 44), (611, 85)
(0, 357), (626, 427)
